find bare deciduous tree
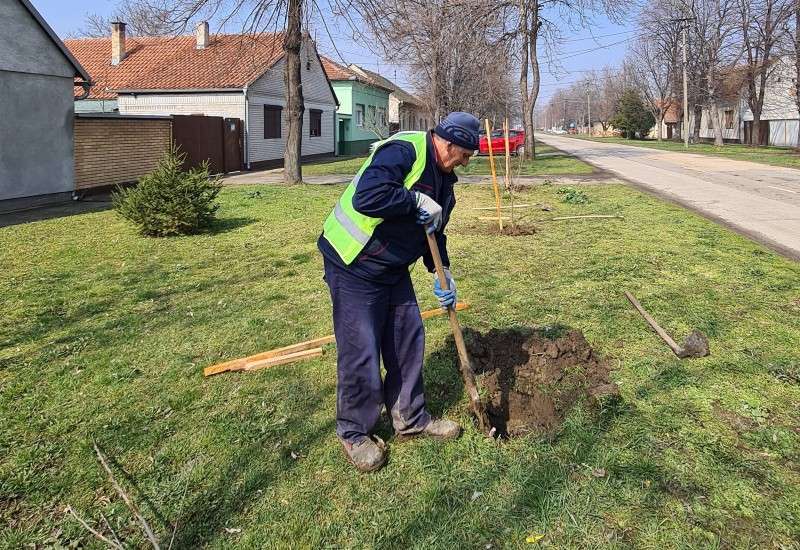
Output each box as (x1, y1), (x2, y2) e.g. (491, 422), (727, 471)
(73, 1), (173, 37)
(627, 37), (676, 141)
(738, 0), (794, 145)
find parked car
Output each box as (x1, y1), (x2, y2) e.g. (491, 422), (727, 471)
(479, 129), (526, 155)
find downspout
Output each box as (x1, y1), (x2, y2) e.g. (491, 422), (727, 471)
(74, 80), (91, 101)
(244, 85), (250, 169)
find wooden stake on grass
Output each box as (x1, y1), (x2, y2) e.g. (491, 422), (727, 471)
(503, 118), (517, 230)
(503, 118), (511, 191)
(484, 118), (503, 231)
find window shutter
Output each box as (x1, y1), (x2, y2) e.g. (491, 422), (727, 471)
(264, 105), (282, 139)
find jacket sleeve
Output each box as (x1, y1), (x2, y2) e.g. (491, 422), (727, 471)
(422, 232), (450, 272)
(352, 142), (419, 218)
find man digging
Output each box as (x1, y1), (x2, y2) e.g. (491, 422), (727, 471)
(317, 112), (480, 472)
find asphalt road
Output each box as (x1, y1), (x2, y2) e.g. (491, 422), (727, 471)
(539, 134), (800, 260)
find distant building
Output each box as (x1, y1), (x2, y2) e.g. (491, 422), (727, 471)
(347, 65), (431, 133)
(321, 56), (391, 155)
(66, 23), (338, 169)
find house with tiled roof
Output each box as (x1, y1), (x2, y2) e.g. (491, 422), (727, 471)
(347, 65), (431, 133)
(321, 56), (391, 155)
(1, 0), (91, 211)
(66, 22), (338, 169)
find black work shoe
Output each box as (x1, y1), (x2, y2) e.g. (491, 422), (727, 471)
(396, 418), (462, 442)
(341, 436), (387, 473)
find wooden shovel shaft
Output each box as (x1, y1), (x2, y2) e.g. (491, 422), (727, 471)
(426, 231), (490, 433)
(624, 291), (683, 356)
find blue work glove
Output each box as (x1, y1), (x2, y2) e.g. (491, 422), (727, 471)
(432, 268), (457, 309)
(414, 191), (443, 234)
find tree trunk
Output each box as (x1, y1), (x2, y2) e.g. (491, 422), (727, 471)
(752, 110), (762, 146)
(528, 2), (540, 159)
(518, 0), (532, 160)
(656, 113), (663, 141)
(283, 0), (304, 184)
(711, 102), (724, 146)
(689, 105), (700, 143)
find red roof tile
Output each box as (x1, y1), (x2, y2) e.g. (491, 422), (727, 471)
(65, 33), (285, 100)
(320, 56), (392, 92)
(320, 56), (357, 82)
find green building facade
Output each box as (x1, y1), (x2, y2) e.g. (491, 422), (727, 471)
(323, 58), (391, 156)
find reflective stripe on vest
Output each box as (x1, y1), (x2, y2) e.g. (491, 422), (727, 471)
(322, 131), (428, 265)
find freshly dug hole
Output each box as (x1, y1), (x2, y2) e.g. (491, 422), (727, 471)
(465, 327), (619, 438)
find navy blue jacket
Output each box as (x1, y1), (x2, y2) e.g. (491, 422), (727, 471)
(318, 131), (456, 284)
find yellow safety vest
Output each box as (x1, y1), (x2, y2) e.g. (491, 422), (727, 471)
(322, 131), (428, 264)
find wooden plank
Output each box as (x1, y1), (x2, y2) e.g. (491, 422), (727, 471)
(203, 302), (470, 377)
(203, 335), (335, 377)
(478, 216), (511, 221)
(242, 348), (323, 372)
(421, 301), (468, 319)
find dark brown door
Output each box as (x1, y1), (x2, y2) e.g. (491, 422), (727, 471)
(223, 118), (243, 172)
(172, 114), (225, 173)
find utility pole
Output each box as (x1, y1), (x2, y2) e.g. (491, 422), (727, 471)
(682, 24), (689, 149)
(585, 81), (592, 136)
(563, 99), (567, 131)
(671, 17), (694, 149)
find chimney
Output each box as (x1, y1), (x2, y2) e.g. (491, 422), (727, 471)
(195, 21), (209, 49)
(111, 21), (126, 65)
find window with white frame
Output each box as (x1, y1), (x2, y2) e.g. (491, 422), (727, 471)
(355, 103), (365, 127)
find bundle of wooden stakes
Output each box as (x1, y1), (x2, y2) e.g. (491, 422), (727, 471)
(480, 118), (523, 231)
(203, 302), (470, 377)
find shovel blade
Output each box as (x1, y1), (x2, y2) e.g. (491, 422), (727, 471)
(678, 330), (710, 358)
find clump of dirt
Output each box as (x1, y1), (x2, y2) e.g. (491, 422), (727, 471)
(486, 224), (537, 236)
(458, 222), (537, 236)
(465, 327), (619, 438)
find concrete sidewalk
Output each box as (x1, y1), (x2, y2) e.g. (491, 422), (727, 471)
(540, 134), (800, 260)
(221, 169), (608, 187)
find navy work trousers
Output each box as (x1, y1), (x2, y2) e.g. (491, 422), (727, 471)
(323, 257), (431, 443)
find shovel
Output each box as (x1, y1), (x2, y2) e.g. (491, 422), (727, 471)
(624, 291), (710, 359)
(426, 231), (494, 435)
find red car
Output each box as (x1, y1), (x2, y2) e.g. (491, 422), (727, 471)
(478, 129), (526, 155)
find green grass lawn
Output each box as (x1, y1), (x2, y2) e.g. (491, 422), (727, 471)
(457, 152), (594, 177)
(570, 134), (800, 169)
(2, 182), (799, 547)
(302, 155), (369, 176)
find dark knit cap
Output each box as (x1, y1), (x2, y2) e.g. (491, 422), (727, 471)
(433, 112), (480, 151)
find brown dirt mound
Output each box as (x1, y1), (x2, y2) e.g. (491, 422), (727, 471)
(458, 223), (537, 236)
(465, 327), (619, 438)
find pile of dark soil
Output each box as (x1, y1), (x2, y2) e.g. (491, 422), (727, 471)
(458, 222), (537, 237)
(465, 327), (619, 438)
(486, 224), (537, 236)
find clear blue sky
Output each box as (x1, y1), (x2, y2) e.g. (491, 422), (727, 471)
(34, 0), (636, 104)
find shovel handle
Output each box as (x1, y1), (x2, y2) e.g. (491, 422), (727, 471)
(624, 291), (684, 356)
(425, 230), (490, 433)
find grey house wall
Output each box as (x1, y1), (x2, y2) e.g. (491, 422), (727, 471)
(0, 0), (78, 209)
